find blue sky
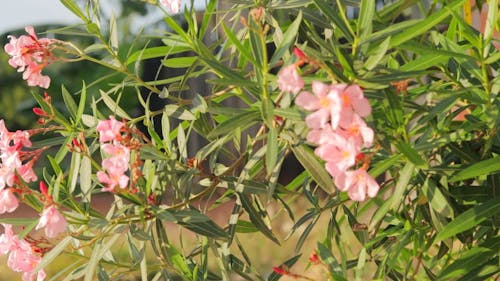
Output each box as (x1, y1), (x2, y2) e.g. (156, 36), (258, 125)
(0, 0), (201, 35)
(0, 0), (79, 34)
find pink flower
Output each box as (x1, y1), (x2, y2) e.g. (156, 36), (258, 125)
(22, 62), (51, 89)
(334, 84), (372, 129)
(0, 224), (46, 281)
(4, 26), (54, 89)
(22, 270), (46, 281)
(35, 205), (67, 238)
(335, 114), (374, 150)
(295, 82), (344, 129)
(277, 64), (304, 94)
(97, 142), (130, 192)
(334, 168), (379, 201)
(97, 170), (129, 192)
(160, 0), (182, 14)
(101, 143), (130, 165)
(315, 140), (357, 173)
(0, 120), (37, 188)
(0, 156), (20, 189)
(0, 189), (19, 214)
(0, 224), (16, 255)
(16, 162), (38, 184)
(96, 116), (124, 143)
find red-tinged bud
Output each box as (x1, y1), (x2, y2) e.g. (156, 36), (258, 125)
(293, 47), (306, 60)
(32, 107), (47, 116)
(39, 181), (49, 196)
(72, 138), (80, 147)
(273, 266), (289, 275)
(274, 115), (284, 126)
(147, 193), (156, 204)
(309, 251), (321, 265)
(356, 153), (366, 162)
(250, 7), (264, 22)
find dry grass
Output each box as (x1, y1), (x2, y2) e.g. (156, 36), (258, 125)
(0, 195), (369, 281)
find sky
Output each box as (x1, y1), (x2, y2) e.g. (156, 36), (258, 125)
(0, 0), (80, 34)
(0, 0), (202, 35)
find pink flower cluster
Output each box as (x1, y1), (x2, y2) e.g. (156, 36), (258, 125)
(96, 116), (130, 192)
(0, 224), (46, 281)
(4, 26), (54, 88)
(0, 120), (38, 214)
(295, 82), (379, 201)
(160, 0), (182, 14)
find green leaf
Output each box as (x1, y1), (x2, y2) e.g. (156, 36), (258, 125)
(59, 0), (87, 22)
(399, 53), (449, 71)
(126, 46), (191, 65)
(291, 144), (332, 194)
(368, 154), (403, 178)
(266, 127), (278, 176)
(239, 195), (280, 245)
(363, 36), (390, 71)
(388, 0), (466, 48)
(221, 22), (257, 66)
(482, 0), (498, 55)
(267, 254), (302, 281)
(435, 197), (500, 242)
(34, 236), (73, 275)
(248, 16), (265, 69)
(449, 156), (500, 182)
(235, 220), (258, 233)
(436, 246), (495, 280)
(0, 218), (38, 225)
(395, 141), (428, 168)
(76, 81), (87, 125)
(161, 57), (197, 68)
(270, 11), (302, 66)
(99, 90), (131, 120)
(355, 248), (367, 281)
(317, 242), (347, 281)
(357, 0), (374, 40)
(207, 110), (260, 138)
(80, 156), (92, 202)
(164, 104), (196, 120)
(61, 85), (78, 121)
(362, 19), (420, 45)
(174, 209), (227, 239)
(370, 163), (415, 230)
(313, 0), (354, 42)
(422, 177), (452, 217)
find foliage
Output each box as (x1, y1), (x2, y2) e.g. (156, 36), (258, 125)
(0, 0), (499, 280)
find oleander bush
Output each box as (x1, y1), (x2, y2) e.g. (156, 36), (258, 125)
(0, 0), (499, 280)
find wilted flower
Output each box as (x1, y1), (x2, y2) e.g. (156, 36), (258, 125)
(277, 64), (304, 94)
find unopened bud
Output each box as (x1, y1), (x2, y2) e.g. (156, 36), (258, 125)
(32, 107), (47, 116)
(293, 47), (306, 60)
(39, 181), (49, 196)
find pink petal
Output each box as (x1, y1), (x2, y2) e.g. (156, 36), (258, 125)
(295, 91), (321, 111)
